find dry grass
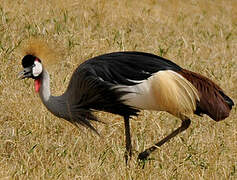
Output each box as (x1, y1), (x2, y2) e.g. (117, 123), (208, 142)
(0, 0), (236, 179)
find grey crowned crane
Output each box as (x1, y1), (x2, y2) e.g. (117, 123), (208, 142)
(18, 46), (234, 164)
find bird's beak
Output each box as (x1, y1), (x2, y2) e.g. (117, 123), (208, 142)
(18, 67), (32, 79)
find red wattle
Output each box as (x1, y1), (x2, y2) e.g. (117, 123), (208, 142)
(34, 79), (41, 93)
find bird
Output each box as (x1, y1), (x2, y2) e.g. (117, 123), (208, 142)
(18, 43), (234, 164)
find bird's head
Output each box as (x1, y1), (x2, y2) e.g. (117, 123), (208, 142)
(18, 37), (63, 92)
(18, 54), (43, 92)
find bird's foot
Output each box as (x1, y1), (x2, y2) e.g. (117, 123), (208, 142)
(137, 151), (150, 169)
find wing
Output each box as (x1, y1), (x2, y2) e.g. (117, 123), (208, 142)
(65, 51), (182, 132)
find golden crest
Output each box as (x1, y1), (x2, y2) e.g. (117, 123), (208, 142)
(19, 37), (62, 66)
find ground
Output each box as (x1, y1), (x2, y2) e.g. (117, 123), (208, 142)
(0, 0), (236, 179)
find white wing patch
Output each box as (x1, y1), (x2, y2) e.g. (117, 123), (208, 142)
(32, 61), (43, 77)
(118, 78), (158, 110)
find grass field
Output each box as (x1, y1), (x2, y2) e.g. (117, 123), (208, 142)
(0, 0), (236, 179)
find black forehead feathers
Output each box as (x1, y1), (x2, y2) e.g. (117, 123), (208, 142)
(22, 54), (41, 68)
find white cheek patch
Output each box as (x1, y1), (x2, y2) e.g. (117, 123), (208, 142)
(32, 61), (43, 77)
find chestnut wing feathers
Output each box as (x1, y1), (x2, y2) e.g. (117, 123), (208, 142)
(179, 69), (234, 121)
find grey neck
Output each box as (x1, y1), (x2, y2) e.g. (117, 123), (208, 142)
(39, 69), (68, 119)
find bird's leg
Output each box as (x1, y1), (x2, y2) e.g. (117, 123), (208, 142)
(138, 117), (191, 163)
(124, 115), (132, 164)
